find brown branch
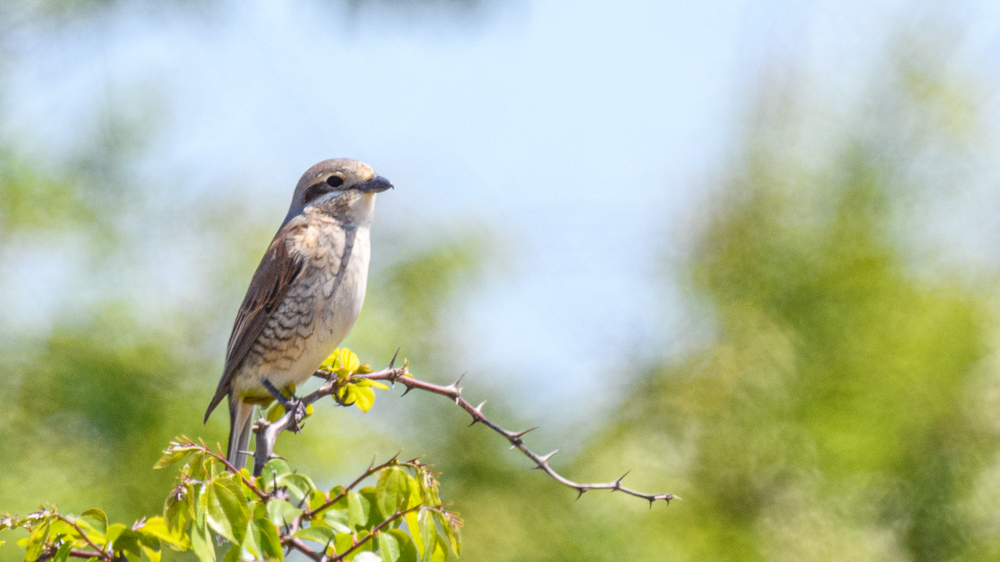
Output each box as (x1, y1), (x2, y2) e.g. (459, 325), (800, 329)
(252, 356), (677, 505)
(283, 537), (322, 562)
(330, 505), (421, 562)
(302, 455), (424, 520)
(68, 549), (105, 559)
(39, 547), (106, 561)
(56, 515), (112, 562)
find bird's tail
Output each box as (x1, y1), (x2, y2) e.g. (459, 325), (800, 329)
(227, 397), (255, 471)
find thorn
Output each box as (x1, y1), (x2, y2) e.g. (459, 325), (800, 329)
(368, 455), (377, 471)
(613, 470), (631, 490)
(388, 347), (400, 369)
(534, 450), (558, 465)
(474, 400), (487, 413)
(576, 487), (589, 500)
(468, 418), (479, 427)
(444, 373), (466, 400)
(390, 451), (402, 463)
(401, 386), (414, 397)
(510, 426), (539, 440)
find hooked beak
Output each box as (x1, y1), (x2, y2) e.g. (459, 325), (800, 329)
(357, 175), (393, 193)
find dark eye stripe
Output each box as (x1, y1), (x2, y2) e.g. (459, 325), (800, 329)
(302, 183), (330, 204)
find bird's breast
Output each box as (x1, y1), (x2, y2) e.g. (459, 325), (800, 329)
(239, 222), (371, 392)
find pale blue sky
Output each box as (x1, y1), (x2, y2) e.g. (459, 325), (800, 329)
(6, 0), (1000, 423)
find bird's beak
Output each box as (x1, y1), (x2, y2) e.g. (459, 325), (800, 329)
(357, 175), (394, 193)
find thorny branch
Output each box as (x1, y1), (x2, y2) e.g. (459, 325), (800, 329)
(255, 353), (678, 506)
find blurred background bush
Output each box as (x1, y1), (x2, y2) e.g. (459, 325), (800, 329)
(3, 1), (1000, 560)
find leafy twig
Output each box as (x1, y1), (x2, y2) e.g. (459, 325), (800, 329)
(55, 515), (112, 562)
(330, 505), (421, 562)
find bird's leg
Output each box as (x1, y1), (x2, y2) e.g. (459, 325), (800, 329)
(261, 378), (307, 433)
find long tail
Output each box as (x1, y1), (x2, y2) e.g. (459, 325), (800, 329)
(227, 397), (255, 471)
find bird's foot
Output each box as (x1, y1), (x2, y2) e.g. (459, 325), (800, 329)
(261, 378), (307, 433)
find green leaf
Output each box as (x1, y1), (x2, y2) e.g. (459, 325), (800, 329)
(164, 487), (192, 540)
(292, 525), (334, 545)
(360, 488), (382, 528)
(427, 536), (447, 562)
(378, 530), (418, 562)
(140, 517), (186, 550)
(378, 531), (400, 562)
(223, 542), (242, 562)
(185, 452), (209, 482)
(418, 513), (435, 562)
(307, 490), (326, 512)
(205, 482), (232, 542)
(383, 529), (420, 562)
(24, 517), (50, 562)
(138, 532), (161, 562)
(47, 519), (78, 541)
(266, 499), (301, 528)
(433, 512), (460, 556)
(80, 509), (108, 536)
(110, 528), (143, 559)
(189, 516), (215, 562)
(261, 460), (291, 491)
(405, 511), (423, 557)
(154, 445), (198, 469)
(191, 484), (216, 562)
(315, 517), (351, 534)
(405, 476), (423, 510)
(376, 468), (410, 520)
(328, 485), (346, 501)
(104, 523), (127, 545)
(333, 533), (355, 557)
(250, 518), (283, 562)
(278, 473), (315, 500)
(347, 491), (372, 530)
(209, 476), (249, 545)
(52, 540), (74, 562)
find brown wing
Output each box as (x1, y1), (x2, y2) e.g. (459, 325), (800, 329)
(204, 224), (305, 422)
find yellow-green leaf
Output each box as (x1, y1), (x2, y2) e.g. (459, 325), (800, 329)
(292, 526), (334, 545)
(352, 386), (376, 412)
(24, 517), (50, 562)
(80, 509), (108, 536)
(250, 518), (282, 562)
(376, 468), (410, 519)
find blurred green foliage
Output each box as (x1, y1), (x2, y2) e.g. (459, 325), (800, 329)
(425, 38), (1000, 562)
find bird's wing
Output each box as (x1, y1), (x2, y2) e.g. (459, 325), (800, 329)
(204, 222), (306, 422)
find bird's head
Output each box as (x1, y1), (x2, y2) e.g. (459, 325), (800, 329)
(283, 158), (393, 226)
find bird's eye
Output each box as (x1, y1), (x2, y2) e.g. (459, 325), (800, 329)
(326, 175), (345, 188)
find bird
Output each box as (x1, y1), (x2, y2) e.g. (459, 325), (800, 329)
(204, 158), (392, 470)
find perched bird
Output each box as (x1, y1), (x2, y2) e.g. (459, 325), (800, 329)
(204, 159), (392, 469)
